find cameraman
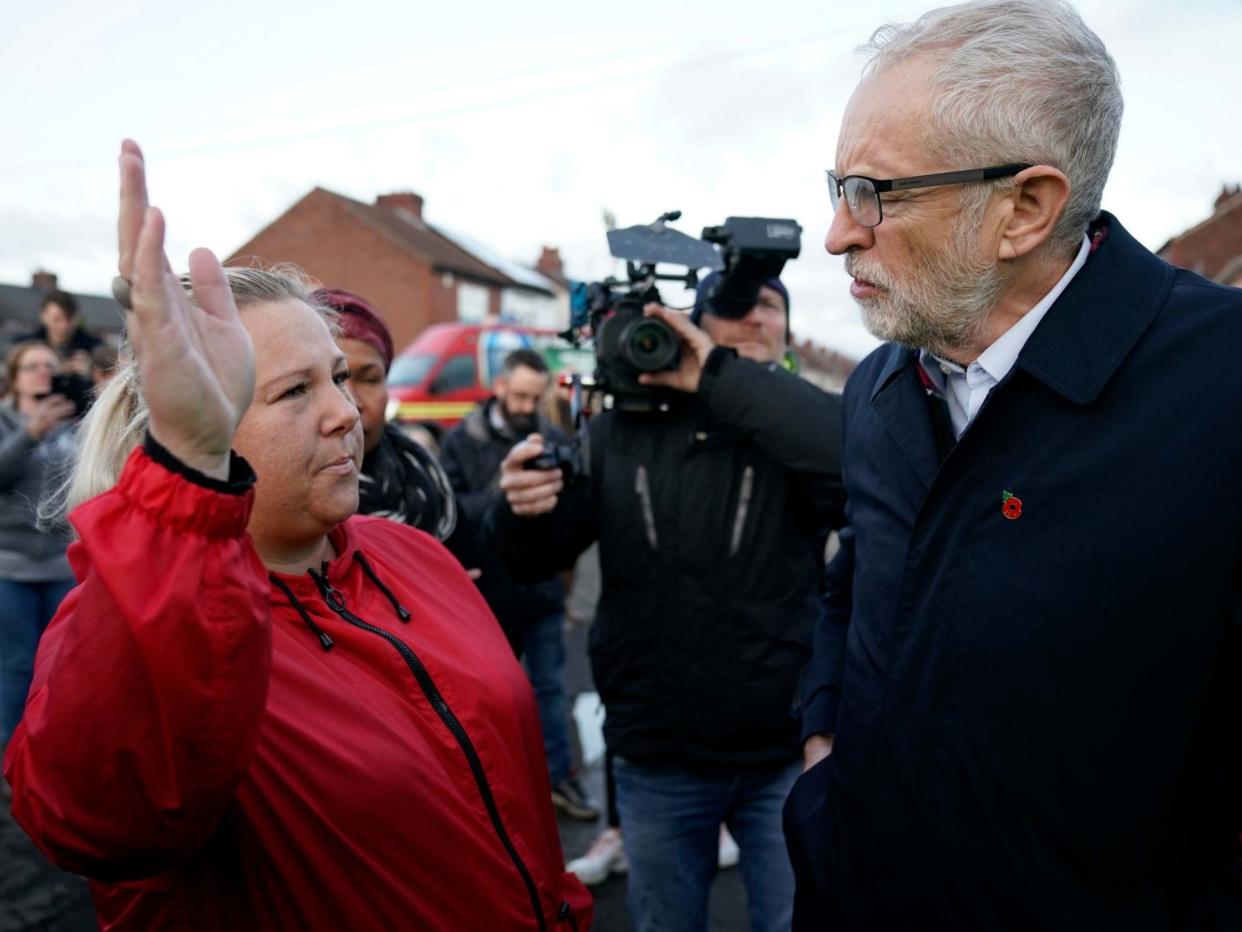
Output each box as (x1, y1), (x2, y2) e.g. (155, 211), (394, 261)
(494, 276), (845, 932)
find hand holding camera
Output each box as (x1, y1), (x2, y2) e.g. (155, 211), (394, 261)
(26, 393), (77, 441)
(500, 434), (565, 516)
(635, 303), (715, 394)
(64, 349), (93, 379)
(566, 212), (800, 412)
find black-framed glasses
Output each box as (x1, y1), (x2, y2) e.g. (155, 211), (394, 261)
(825, 163), (1031, 228)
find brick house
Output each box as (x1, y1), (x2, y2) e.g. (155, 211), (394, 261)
(793, 338), (857, 393)
(227, 188), (562, 353)
(1157, 184), (1242, 286)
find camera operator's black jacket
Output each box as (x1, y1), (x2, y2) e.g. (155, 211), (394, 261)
(493, 349), (845, 768)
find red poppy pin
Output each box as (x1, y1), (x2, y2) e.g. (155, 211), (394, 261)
(1001, 490), (1023, 520)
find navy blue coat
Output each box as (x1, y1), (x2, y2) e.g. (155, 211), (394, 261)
(787, 215), (1242, 930)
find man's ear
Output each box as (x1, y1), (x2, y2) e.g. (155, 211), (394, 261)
(996, 166), (1071, 261)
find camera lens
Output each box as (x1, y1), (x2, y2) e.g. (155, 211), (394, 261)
(621, 318), (679, 372)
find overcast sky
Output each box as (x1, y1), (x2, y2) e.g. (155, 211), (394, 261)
(3, 0), (1239, 359)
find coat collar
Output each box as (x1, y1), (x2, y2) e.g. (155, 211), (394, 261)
(1014, 212), (1172, 405)
(869, 343), (917, 403)
(862, 213), (1173, 489)
(868, 212), (1172, 407)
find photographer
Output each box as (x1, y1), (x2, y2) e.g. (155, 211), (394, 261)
(440, 349), (600, 821)
(494, 276), (845, 932)
(0, 342), (78, 753)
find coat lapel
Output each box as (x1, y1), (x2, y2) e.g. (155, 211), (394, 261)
(869, 345), (942, 489)
(864, 213), (1171, 494)
(1016, 213), (1172, 404)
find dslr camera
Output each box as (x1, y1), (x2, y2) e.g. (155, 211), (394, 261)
(567, 212), (802, 411)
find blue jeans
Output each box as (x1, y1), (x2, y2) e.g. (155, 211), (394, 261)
(0, 577), (75, 743)
(522, 612), (571, 784)
(614, 755), (801, 932)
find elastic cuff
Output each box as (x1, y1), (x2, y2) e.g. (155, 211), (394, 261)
(799, 688), (841, 743)
(143, 432), (255, 495)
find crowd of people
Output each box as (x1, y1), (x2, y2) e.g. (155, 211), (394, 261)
(2, 0), (1241, 930)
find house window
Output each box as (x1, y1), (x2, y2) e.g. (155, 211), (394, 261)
(430, 354), (477, 395)
(457, 282), (488, 322)
(500, 289), (564, 329)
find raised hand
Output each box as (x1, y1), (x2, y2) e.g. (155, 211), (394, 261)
(117, 140), (255, 479)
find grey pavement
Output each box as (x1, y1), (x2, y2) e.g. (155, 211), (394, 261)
(0, 789), (94, 932)
(556, 762), (750, 932)
(561, 607), (751, 932)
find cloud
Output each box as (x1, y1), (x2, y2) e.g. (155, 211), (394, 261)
(0, 204), (116, 294)
(648, 48), (815, 148)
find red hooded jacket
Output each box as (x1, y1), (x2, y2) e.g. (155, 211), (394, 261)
(4, 446), (592, 930)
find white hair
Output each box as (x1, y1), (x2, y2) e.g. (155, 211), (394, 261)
(861, 0), (1123, 253)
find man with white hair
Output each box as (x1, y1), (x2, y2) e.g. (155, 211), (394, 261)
(788, 0), (1242, 927)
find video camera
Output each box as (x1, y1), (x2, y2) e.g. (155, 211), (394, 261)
(525, 211), (802, 481)
(566, 211), (802, 412)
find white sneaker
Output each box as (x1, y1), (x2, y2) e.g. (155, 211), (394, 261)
(718, 825), (740, 869)
(566, 828), (627, 886)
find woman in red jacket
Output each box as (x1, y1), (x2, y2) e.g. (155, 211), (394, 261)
(3, 140), (591, 931)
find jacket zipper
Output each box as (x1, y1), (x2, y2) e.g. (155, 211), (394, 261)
(314, 578), (548, 932)
(635, 465), (659, 550)
(729, 465), (755, 557)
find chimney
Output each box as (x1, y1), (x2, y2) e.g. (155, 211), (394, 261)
(536, 246), (564, 280)
(31, 270), (58, 292)
(1214, 184), (1241, 211)
(376, 192), (424, 219)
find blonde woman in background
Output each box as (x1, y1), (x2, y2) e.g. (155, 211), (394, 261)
(0, 341), (77, 762)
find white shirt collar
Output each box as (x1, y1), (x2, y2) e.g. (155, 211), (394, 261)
(918, 234), (1092, 436)
(969, 234), (1091, 385)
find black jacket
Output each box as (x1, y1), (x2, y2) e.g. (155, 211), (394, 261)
(786, 215), (1242, 929)
(440, 400), (565, 627)
(19, 325), (101, 357)
(494, 349), (845, 768)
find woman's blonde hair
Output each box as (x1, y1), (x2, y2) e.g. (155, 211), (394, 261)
(42, 265), (332, 525)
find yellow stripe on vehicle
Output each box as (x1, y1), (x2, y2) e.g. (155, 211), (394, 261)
(394, 401), (479, 421)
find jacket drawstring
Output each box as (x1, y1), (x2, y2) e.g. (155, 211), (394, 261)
(275, 550), (411, 651)
(269, 573), (335, 651)
(352, 551), (412, 622)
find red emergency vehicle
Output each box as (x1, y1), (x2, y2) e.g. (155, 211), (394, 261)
(386, 323), (592, 436)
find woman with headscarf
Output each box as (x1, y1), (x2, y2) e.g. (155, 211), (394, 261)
(323, 288), (532, 654)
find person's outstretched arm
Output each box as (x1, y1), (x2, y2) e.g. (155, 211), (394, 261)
(638, 303), (846, 528)
(4, 139), (271, 881)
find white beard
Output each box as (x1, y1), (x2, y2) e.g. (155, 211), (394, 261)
(847, 215), (1003, 360)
